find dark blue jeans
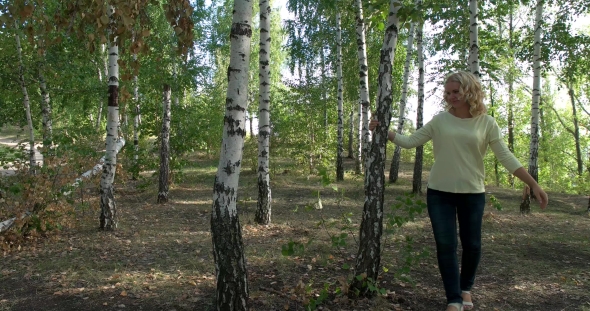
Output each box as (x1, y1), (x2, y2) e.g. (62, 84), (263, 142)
(426, 188), (486, 305)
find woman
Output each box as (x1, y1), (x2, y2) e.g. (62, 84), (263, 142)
(369, 71), (548, 311)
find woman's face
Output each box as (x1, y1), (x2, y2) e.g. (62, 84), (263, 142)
(444, 81), (468, 110)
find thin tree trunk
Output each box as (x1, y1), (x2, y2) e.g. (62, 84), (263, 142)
(39, 62), (53, 158)
(133, 53), (140, 179)
(210, 0), (252, 308)
(508, 6), (515, 187)
(489, 81), (500, 187)
(568, 87), (583, 177)
(99, 5), (120, 230)
(96, 44), (108, 130)
(355, 0), (371, 173)
(158, 84), (171, 204)
(355, 100), (362, 174)
(255, 0), (272, 225)
(412, 21), (424, 194)
(306, 62), (316, 174)
(96, 64), (104, 129)
(469, 0), (480, 78)
(336, 12), (344, 181)
(14, 20), (36, 170)
(528, 0), (543, 191)
(349, 0), (400, 297)
(320, 36), (328, 137)
(348, 109), (355, 159)
(390, 23), (416, 183)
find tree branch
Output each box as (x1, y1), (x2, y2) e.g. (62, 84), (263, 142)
(574, 94), (590, 118)
(549, 106), (575, 135)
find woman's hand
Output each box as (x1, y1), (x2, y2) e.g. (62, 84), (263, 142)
(531, 185), (548, 209)
(369, 119), (380, 131)
(512, 168), (549, 210)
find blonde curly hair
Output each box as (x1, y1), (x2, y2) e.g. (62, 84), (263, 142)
(443, 71), (487, 117)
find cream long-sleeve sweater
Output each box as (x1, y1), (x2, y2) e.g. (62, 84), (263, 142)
(393, 111), (522, 193)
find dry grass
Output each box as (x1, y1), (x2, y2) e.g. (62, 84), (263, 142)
(1, 155), (589, 311)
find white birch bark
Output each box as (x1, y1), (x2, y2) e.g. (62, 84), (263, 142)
(412, 20), (425, 194)
(255, 0), (272, 225)
(99, 5), (120, 230)
(389, 22), (416, 183)
(14, 20), (36, 169)
(336, 12), (344, 181)
(469, 0), (480, 78)
(96, 44), (108, 129)
(158, 84), (171, 203)
(211, 0), (252, 308)
(355, 0), (371, 173)
(67, 139), (125, 194)
(528, 0), (543, 183)
(350, 0), (401, 296)
(355, 99), (362, 174)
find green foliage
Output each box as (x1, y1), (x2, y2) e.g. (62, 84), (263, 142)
(385, 193), (426, 233)
(0, 145), (25, 163)
(489, 194), (503, 211)
(281, 240), (306, 256)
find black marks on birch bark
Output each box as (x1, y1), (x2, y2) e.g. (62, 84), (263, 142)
(108, 85), (119, 107)
(211, 204), (249, 310)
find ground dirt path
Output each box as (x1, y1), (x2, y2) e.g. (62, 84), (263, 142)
(1, 155), (589, 311)
(0, 130), (44, 176)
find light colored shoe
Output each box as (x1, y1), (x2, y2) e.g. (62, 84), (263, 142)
(462, 291), (474, 310)
(447, 302), (463, 311)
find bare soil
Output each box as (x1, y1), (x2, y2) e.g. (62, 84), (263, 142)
(1, 154), (589, 311)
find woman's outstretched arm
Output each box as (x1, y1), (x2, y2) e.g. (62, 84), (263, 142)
(369, 119), (433, 148)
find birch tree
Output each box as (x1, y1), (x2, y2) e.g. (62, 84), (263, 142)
(14, 20), (36, 170)
(38, 56), (53, 156)
(158, 84), (171, 204)
(350, 0), (401, 297)
(336, 11), (344, 181)
(412, 18), (425, 194)
(99, 4), (120, 230)
(507, 4), (516, 187)
(348, 109), (354, 158)
(96, 44), (108, 130)
(469, 0), (480, 78)
(355, 0), (371, 174)
(132, 45), (141, 180)
(255, 0), (272, 225)
(210, 0), (252, 307)
(389, 23), (416, 183)
(528, 0), (543, 193)
(550, 87), (584, 178)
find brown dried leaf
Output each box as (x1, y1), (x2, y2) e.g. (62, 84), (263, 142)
(100, 15), (109, 25)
